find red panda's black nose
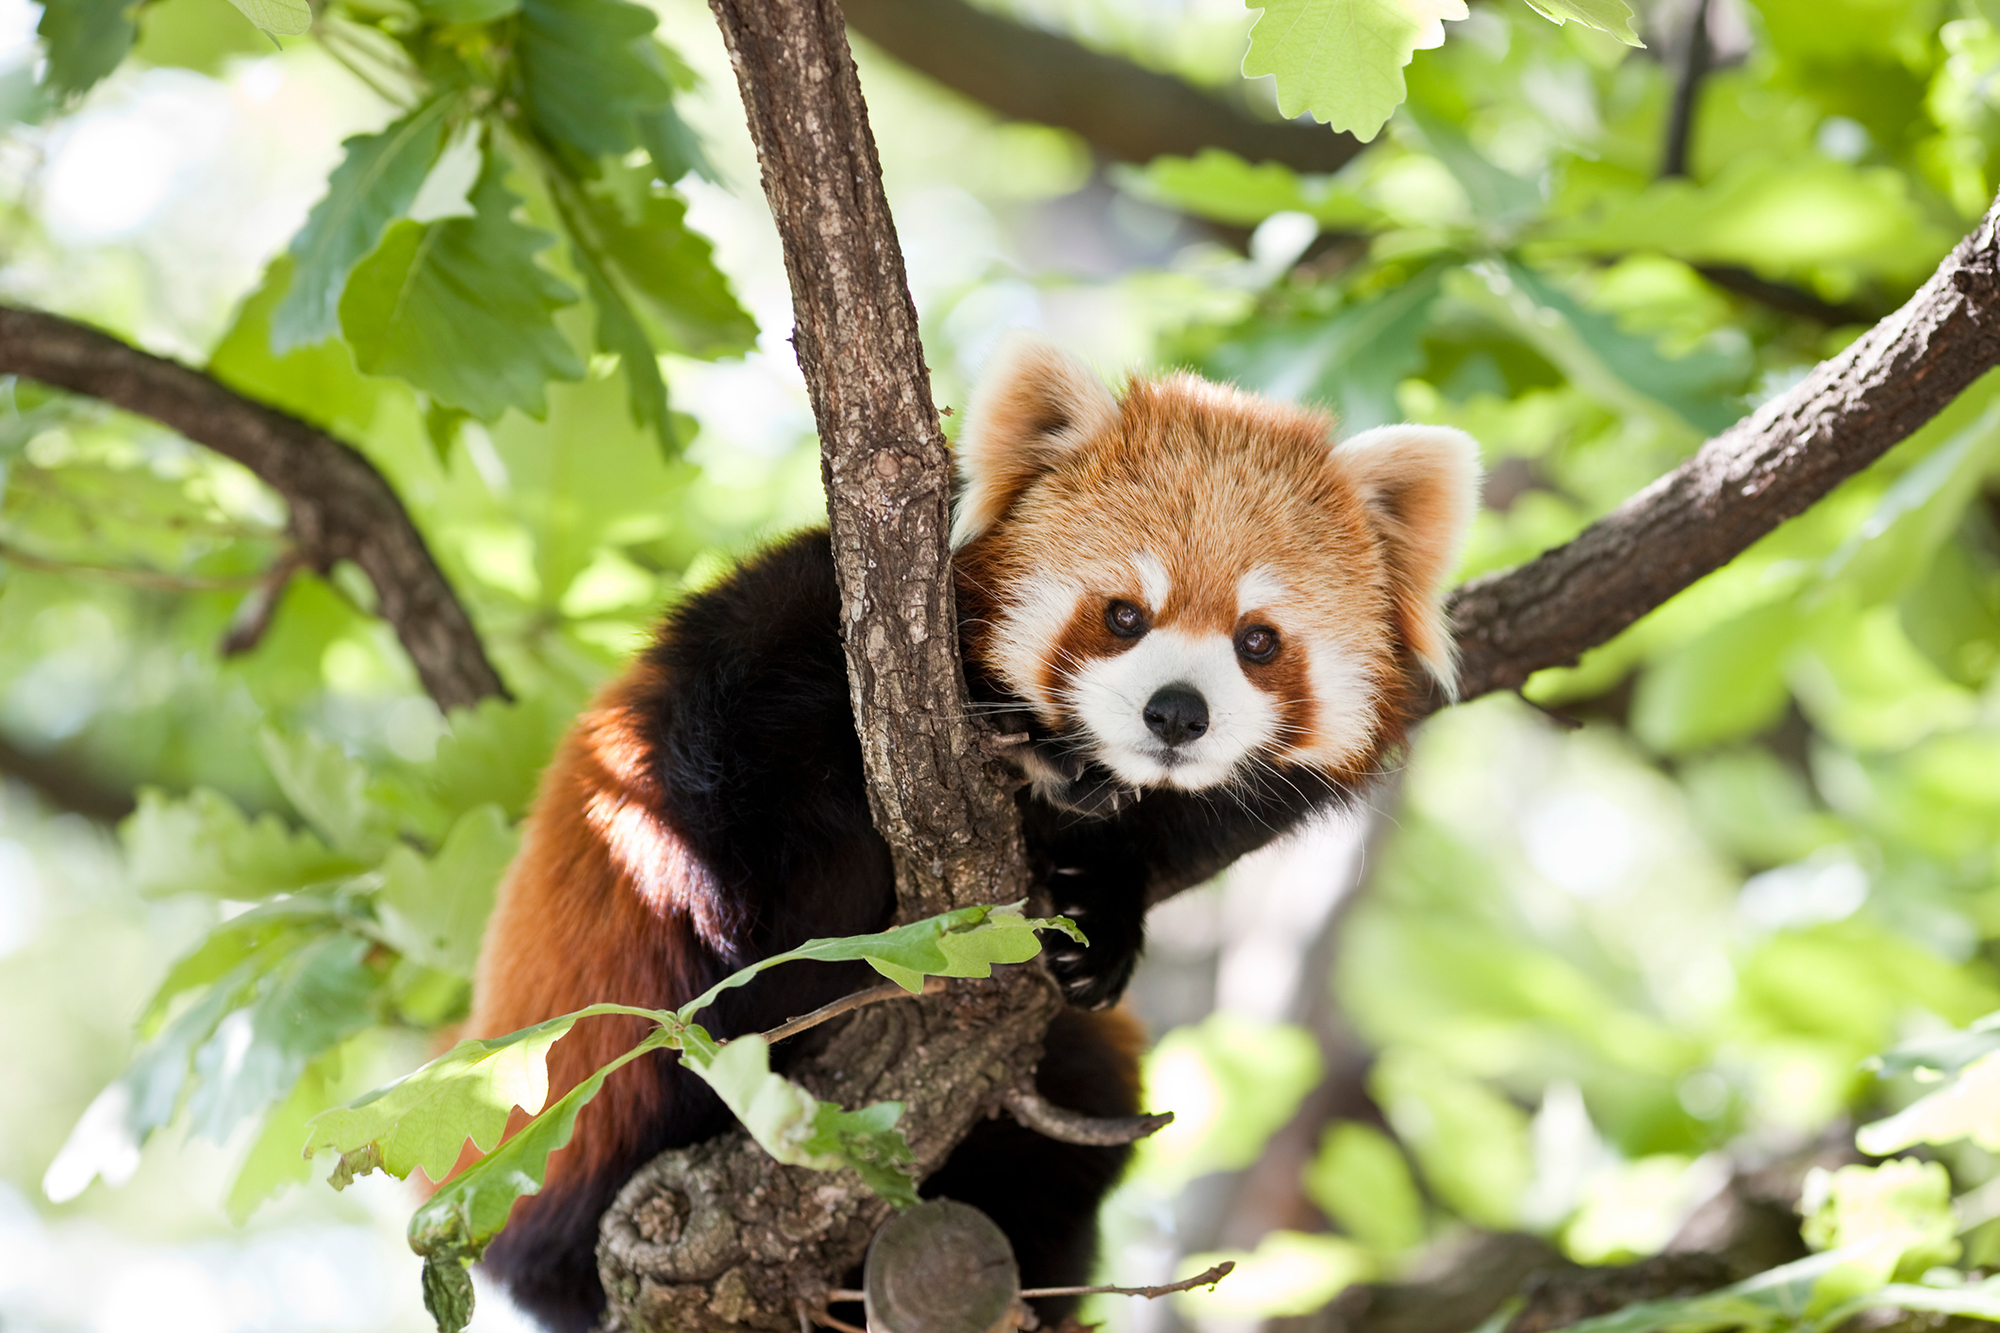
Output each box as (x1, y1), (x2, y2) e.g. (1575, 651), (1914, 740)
(1144, 685), (1209, 747)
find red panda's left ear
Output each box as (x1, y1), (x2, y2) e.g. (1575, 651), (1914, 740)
(952, 333), (1120, 548)
(1330, 424), (1483, 696)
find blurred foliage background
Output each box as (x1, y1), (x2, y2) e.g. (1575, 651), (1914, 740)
(4, 0), (2000, 1329)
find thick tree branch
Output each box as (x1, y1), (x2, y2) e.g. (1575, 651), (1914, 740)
(707, 0), (1024, 923)
(0, 733), (136, 821)
(0, 306), (506, 712)
(840, 0), (1359, 173)
(1444, 192), (2000, 706)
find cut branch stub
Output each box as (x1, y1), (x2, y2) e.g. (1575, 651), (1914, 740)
(864, 1201), (1021, 1333)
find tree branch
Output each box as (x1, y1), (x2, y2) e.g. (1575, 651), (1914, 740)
(0, 733), (136, 822)
(840, 0), (1358, 173)
(0, 306), (506, 713)
(1444, 191), (2000, 706)
(593, 2), (1063, 1329)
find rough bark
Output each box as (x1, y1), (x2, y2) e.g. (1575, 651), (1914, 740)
(0, 306), (506, 712)
(598, 969), (1062, 1332)
(839, 0), (1360, 173)
(1444, 195), (2000, 706)
(707, 0), (1025, 923)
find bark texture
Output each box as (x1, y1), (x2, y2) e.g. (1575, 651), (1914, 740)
(598, 970), (1061, 1332)
(0, 306), (506, 712)
(840, 0), (1360, 173)
(1445, 196), (2000, 706)
(707, 0), (1026, 922)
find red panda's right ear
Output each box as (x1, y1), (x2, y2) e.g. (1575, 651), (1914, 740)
(952, 333), (1119, 547)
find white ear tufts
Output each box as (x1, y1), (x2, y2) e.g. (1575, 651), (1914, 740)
(1332, 424), (1483, 696)
(951, 332), (1120, 548)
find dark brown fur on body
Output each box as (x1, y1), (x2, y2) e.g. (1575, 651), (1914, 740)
(462, 337), (1479, 1331)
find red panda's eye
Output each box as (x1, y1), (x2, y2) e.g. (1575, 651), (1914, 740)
(1236, 625), (1279, 663)
(1106, 600), (1149, 638)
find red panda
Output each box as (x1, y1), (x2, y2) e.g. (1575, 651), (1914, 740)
(464, 335), (1480, 1331)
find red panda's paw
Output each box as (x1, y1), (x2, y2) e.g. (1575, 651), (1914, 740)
(1040, 892), (1142, 1010)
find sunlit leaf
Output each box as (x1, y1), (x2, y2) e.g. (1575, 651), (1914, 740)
(258, 726), (393, 857)
(1859, 1049), (2000, 1154)
(220, 0), (310, 36)
(1519, 0), (1641, 45)
(1243, 0), (1468, 142)
(122, 788), (364, 899)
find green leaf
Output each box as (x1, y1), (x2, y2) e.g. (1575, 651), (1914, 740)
(122, 787), (365, 899)
(340, 159), (584, 421)
(220, 0), (310, 36)
(558, 193), (675, 448)
(1305, 1121), (1426, 1252)
(1404, 103), (1543, 239)
(1859, 1049), (2000, 1155)
(271, 98), (455, 352)
(376, 804), (517, 976)
(258, 727), (392, 857)
(1448, 261), (1742, 436)
(36, 0), (137, 100)
(636, 99), (716, 185)
(687, 1034), (919, 1205)
(517, 0), (673, 160)
(1208, 263), (1443, 432)
(1519, 0), (1641, 45)
(186, 932), (383, 1142)
(426, 695), (570, 823)
(1871, 1011), (2000, 1079)
(139, 895), (349, 1034)
(227, 1056), (335, 1223)
(1799, 1159), (1959, 1286)
(1117, 151), (1388, 229)
(305, 1006), (635, 1183)
(678, 902), (1082, 1015)
(404, 1025), (676, 1328)
(1242, 0), (1468, 143)
(571, 180), (757, 360)
(415, 0), (518, 19)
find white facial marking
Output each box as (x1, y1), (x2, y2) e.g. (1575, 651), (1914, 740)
(991, 570), (1084, 711)
(1064, 627), (1280, 790)
(1284, 635), (1378, 768)
(1236, 566), (1289, 618)
(1130, 551), (1171, 611)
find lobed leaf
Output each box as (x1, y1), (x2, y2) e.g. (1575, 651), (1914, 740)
(405, 1027), (676, 1333)
(1242, 0), (1468, 143)
(375, 804), (517, 977)
(340, 157), (584, 420)
(1519, 0), (1641, 45)
(35, 0), (136, 100)
(221, 0), (310, 36)
(271, 98), (455, 351)
(517, 0), (673, 160)
(1858, 1048), (2000, 1154)
(258, 726), (394, 857)
(304, 1002), (660, 1185)
(122, 787), (364, 900)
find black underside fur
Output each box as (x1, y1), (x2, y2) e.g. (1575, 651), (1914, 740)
(482, 529), (1348, 1331)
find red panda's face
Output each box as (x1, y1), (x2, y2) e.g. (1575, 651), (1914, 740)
(951, 335), (1480, 801)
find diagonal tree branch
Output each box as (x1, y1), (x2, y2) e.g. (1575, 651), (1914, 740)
(0, 306), (507, 713)
(839, 0), (1359, 173)
(1444, 193), (2000, 707)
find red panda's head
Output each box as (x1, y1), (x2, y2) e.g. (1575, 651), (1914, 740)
(951, 334), (1480, 804)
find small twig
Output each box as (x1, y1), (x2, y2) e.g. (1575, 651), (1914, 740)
(0, 537), (271, 592)
(762, 979), (941, 1046)
(1020, 1260), (1237, 1301)
(1660, 0), (1711, 179)
(220, 547), (306, 657)
(1002, 1087), (1174, 1146)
